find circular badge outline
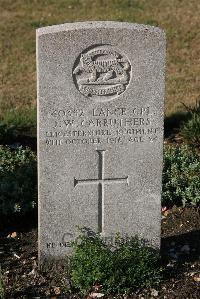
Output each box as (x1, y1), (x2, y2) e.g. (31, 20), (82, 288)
(72, 44), (132, 102)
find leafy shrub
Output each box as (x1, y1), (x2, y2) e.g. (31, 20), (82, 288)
(162, 145), (200, 207)
(180, 100), (200, 147)
(70, 230), (162, 295)
(0, 146), (37, 216)
(182, 99), (200, 115)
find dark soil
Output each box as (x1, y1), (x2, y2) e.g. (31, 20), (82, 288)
(0, 206), (199, 299)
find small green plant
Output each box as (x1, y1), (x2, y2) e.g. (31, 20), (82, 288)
(182, 99), (200, 115)
(181, 115), (200, 148)
(162, 144), (200, 207)
(180, 100), (200, 147)
(0, 146), (37, 216)
(69, 230), (162, 295)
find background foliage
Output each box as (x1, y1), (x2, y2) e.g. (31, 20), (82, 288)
(162, 145), (200, 207)
(0, 146), (37, 216)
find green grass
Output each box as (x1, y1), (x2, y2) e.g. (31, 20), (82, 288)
(1, 0), (200, 133)
(0, 107), (36, 132)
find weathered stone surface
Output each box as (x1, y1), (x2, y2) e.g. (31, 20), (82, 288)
(37, 21), (166, 259)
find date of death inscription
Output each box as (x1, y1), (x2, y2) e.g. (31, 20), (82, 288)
(44, 106), (163, 146)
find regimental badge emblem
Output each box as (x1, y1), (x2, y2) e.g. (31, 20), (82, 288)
(73, 45), (131, 101)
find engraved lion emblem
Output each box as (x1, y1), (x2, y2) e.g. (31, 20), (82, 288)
(73, 46), (131, 100)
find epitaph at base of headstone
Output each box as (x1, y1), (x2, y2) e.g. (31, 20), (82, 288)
(37, 21), (166, 260)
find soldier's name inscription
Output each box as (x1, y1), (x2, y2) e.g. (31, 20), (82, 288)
(45, 105), (162, 146)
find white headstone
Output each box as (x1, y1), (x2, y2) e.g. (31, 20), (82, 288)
(37, 21), (166, 260)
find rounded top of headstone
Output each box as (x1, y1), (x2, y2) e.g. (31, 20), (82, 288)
(36, 21), (166, 39)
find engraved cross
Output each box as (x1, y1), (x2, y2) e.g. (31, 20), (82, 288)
(74, 150), (129, 233)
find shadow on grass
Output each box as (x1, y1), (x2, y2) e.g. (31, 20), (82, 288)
(0, 107), (37, 149)
(164, 111), (190, 138)
(0, 123), (37, 150)
(13, 133), (37, 151)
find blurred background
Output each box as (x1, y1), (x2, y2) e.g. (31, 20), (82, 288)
(1, 0), (199, 136)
